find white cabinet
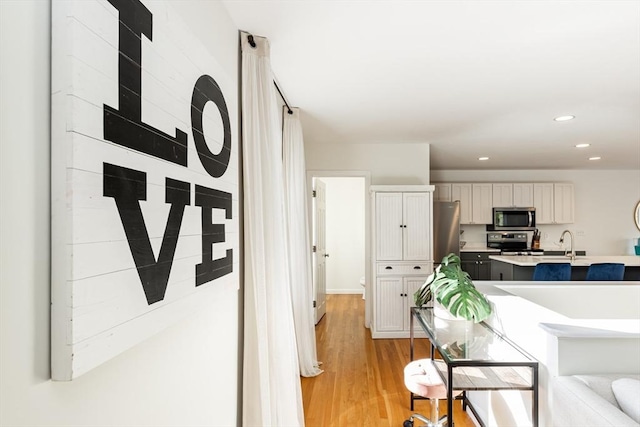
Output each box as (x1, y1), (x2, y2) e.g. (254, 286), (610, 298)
(513, 183), (534, 207)
(534, 183), (575, 224)
(493, 183), (513, 207)
(451, 183), (472, 224)
(493, 183), (534, 207)
(375, 273), (429, 333)
(433, 184), (452, 202)
(371, 185), (433, 338)
(451, 183), (492, 224)
(375, 192), (431, 261)
(472, 183), (493, 224)
(553, 183), (575, 224)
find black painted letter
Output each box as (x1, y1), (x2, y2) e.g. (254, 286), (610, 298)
(195, 185), (233, 286)
(191, 75), (232, 177)
(104, 0), (188, 166)
(104, 163), (191, 304)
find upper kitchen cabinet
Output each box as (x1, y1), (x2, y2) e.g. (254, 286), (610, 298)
(534, 183), (575, 224)
(493, 183), (534, 207)
(433, 183), (452, 202)
(492, 183), (513, 207)
(452, 183), (493, 224)
(513, 183), (535, 207)
(373, 188), (432, 261)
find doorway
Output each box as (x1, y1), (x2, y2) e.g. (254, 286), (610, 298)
(308, 171), (371, 328)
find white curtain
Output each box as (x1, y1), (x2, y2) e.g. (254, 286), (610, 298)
(241, 33), (304, 426)
(283, 108), (323, 378)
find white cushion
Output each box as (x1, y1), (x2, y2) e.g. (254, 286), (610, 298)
(612, 378), (640, 424)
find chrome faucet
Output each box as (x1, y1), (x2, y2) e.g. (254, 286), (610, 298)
(559, 230), (576, 261)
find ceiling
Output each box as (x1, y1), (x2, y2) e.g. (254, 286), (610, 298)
(222, 1), (640, 170)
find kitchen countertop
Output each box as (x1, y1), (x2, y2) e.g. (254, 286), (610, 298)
(459, 246), (500, 252)
(489, 255), (640, 267)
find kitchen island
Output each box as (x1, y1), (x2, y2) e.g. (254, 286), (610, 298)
(489, 255), (640, 281)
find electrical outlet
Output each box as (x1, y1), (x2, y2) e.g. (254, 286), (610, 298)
(576, 230), (585, 237)
(543, 233), (549, 240)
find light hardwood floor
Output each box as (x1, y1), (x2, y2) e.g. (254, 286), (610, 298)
(302, 294), (476, 427)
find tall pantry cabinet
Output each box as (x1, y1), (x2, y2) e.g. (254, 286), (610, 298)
(370, 185), (433, 338)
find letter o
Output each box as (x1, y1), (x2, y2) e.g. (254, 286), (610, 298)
(191, 75), (231, 178)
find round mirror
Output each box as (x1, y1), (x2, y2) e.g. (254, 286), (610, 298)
(635, 201), (640, 231)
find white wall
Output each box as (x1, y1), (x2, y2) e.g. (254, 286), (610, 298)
(305, 142), (431, 185)
(323, 178), (366, 294)
(431, 169), (640, 255)
(0, 1), (240, 426)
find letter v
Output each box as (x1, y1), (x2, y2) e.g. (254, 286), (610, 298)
(103, 163), (190, 305)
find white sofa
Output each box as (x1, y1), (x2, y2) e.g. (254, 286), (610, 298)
(551, 374), (640, 427)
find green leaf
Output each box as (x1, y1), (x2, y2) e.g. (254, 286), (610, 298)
(420, 252), (493, 322)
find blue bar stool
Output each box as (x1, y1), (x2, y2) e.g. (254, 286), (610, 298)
(585, 263), (625, 281)
(532, 263), (571, 281)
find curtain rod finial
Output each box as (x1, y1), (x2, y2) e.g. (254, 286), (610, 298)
(247, 34), (256, 48)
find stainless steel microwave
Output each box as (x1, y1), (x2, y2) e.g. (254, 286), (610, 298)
(492, 207), (536, 230)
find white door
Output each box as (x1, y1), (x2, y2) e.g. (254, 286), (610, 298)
(472, 183), (494, 224)
(313, 179), (327, 324)
(375, 193), (403, 260)
(492, 183), (513, 207)
(451, 183), (473, 224)
(553, 183), (575, 224)
(403, 192), (431, 261)
(513, 183), (534, 207)
(534, 183), (555, 224)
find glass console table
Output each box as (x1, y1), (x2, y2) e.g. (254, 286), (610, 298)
(410, 307), (539, 427)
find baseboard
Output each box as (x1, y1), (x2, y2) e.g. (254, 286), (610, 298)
(326, 289), (364, 294)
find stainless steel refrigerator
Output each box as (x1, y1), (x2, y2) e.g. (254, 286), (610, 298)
(433, 201), (461, 264)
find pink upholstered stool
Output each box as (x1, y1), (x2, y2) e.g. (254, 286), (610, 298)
(403, 359), (461, 427)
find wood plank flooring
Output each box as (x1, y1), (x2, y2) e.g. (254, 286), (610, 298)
(302, 294), (477, 427)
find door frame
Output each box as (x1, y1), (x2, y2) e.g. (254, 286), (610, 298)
(307, 170), (372, 328)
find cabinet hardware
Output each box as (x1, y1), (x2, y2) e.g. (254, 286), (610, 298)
(413, 266), (421, 270)
(385, 266), (393, 270)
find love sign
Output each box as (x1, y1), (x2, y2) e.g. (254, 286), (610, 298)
(51, 0), (239, 380)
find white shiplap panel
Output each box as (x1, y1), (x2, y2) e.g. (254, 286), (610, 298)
(52, 0), (239, 380)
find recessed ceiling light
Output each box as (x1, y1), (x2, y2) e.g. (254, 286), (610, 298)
(589, 156), (601, 161)
(554, 115), (575, 122)
(575, 143), (590, 148)
(478, 157), (489, 161)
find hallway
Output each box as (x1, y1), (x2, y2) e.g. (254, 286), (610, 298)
(301, 294), (476, 426)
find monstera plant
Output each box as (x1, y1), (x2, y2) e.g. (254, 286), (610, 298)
(414, 253), (492, 323)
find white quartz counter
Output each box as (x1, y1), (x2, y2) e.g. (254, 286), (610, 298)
(489, 254), (640, 267)
(460, 247), (500, 252)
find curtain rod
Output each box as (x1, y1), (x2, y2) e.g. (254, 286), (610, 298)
(247, 34), (293, 115)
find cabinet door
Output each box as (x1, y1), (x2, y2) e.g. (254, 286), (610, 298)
(404, 276), (428, 330)
(376, 193), (403, 260)
(461, 259), (478, 279)
(554, 183), (575, 223)
(533, 183), (554, 224)
(433, 184), (452, 202)
(451, 183), (473, 224)
(376, 277), (404, 331)
(513, 183), (534, 207)
(492, 183), (513, 208)
(472, 184), (493, 224)
(477, 260), (491, 280)
(403, 192), (431, 261)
